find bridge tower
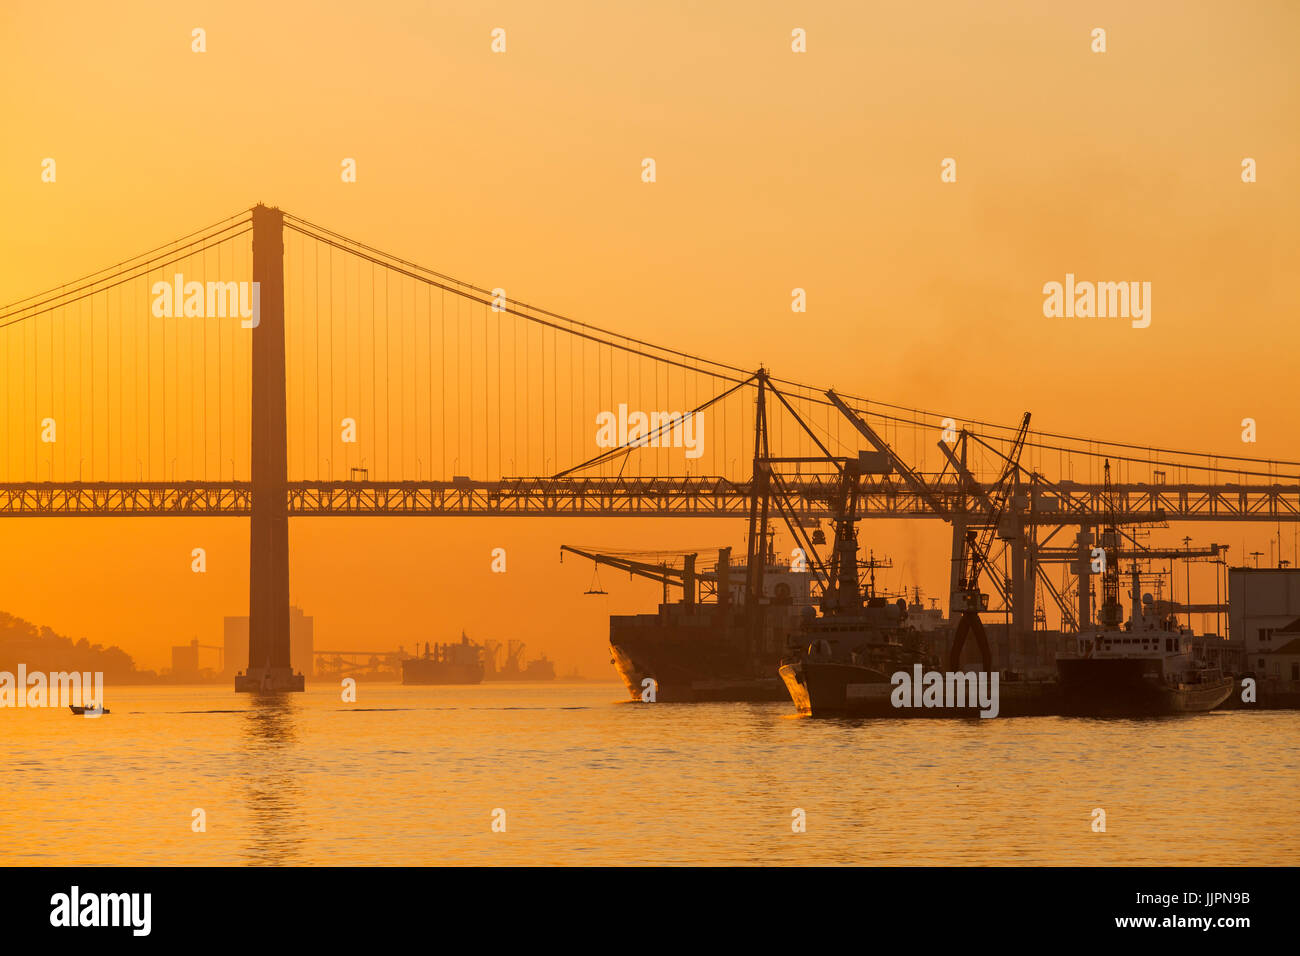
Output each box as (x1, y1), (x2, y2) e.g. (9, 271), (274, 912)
(236, 204), (304, 692)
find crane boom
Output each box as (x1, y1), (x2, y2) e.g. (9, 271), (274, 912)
(560, 545), (691, 586)
(825, 389), (948, 518)
(561, 544), (721, 607)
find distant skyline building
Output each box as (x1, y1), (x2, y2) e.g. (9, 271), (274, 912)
(223, 606), (314, 678)
(170, 639), (200, 679)
(222, 618), (244, 679)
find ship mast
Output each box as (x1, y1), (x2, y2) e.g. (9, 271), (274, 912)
(745, 369), (773, 650)
(1098, 459), (1123, 628)
(822, 457), (862, 614)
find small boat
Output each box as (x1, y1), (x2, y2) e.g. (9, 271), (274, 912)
(68, 704), (110, 716)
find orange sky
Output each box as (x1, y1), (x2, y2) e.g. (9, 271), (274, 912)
(2, 0), (1298, 672)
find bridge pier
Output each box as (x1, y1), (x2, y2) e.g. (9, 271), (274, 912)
(1010, 526), (1027, 639)
(947, 517), (967, 619)
(236, 204), (303, 693)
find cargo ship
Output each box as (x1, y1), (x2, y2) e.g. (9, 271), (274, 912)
(564, 541), (815, 702)
(1057, 570), (1233, 715)
(401, 632), (486, 685)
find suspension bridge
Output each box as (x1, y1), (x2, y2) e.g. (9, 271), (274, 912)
(3, 205), (1297, 689)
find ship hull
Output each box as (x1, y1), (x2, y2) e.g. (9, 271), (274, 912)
(779, 659), (1059, 718)
(401, 660), (485, 685)
(610, 640), (788, 702)
(1057, 658), (1233, 715)
(609, 600), (802, 703)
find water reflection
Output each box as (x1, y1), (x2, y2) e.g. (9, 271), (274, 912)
(6, 684), (1295, 864)
(238, 694), (305, 865)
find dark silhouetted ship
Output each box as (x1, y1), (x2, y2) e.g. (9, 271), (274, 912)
(401, 633), (486, 685)
(777, 538), (946, 717)
(566, 542), (815, 702)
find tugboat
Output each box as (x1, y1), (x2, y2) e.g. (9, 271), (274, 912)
(779, 602), (947, 717)
(401, 632), (486, 685)
(777, 452), (941, 717)
(778, 514), (940, 717)
(1057, 568), (1233, 715)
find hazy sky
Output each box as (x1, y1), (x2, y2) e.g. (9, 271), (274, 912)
(1, 1), (1297, 671)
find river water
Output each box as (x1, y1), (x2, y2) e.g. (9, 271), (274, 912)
(2, 682), (1296, 866)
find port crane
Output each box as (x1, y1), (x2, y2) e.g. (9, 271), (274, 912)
(794, 390), (944, 611)
(560, 544), (737, 610)
(561, 375), (931, 631)
(559, 373), (901, 649)
(732, 385), (912, 616)
(947, 412), (1031, 671)
(560, 372), (853, 619)
(483, 639), (537, 677)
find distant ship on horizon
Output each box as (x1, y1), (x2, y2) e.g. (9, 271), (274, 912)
(401, 632), (486, 685)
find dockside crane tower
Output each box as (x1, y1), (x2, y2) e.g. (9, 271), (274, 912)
(948, 413), (1031, 671)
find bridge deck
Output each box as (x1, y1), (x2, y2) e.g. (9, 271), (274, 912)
(1, 479), (1297, 522)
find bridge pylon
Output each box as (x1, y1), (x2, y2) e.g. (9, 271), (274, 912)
(235, 204), (304, 693)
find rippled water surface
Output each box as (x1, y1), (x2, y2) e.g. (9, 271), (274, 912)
(2, 683), (1296, 865)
